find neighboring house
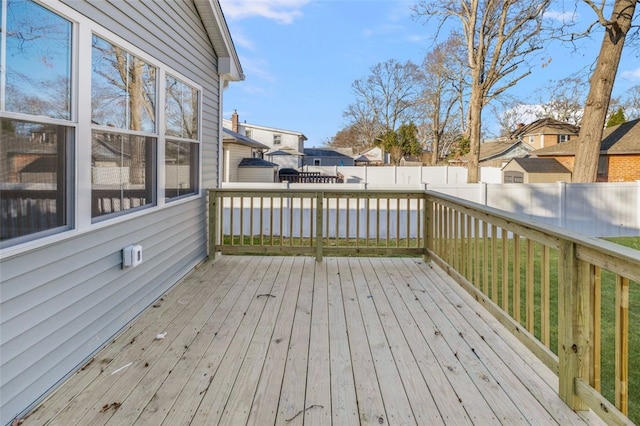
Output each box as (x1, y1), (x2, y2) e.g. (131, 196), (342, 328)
(511, 117), (580, 150)
(502, 158), (572, 183)
(399, 155), (423, 166)
(302, 148), (355, 167)
(450, 139), (534, 167)
(355, 146), (389, 166)
(223, 111), (307, 169)
(532, 118), (640, 182)
(0, 1), (243, 424)
(222, 128), (275, 182)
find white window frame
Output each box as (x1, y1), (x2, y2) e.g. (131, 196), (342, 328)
(1, 0), (204, 256)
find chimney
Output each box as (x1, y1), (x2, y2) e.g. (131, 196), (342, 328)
(231, 110), (239, 133)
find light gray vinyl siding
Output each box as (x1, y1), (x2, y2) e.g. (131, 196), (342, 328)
(225, 144), (251, 182)
(0, 1), (223, 423)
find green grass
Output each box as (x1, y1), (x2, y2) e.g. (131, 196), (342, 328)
(605, 236), (640, 250)
(438, 235), (640, 422)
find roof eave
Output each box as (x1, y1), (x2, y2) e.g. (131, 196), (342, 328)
(194, 0), (245, 82)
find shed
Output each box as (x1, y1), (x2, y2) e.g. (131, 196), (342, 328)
(502, 158), (571, 183)
(237, 157), (278, 182)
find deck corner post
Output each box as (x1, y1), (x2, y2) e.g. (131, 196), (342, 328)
(315, 192), (323, 262)
(209, 190), (218, 258)
(558, 239), (592, 411)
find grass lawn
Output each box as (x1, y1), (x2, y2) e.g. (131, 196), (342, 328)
(463, 235), (640, 423)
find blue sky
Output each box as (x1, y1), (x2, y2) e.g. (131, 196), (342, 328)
(219, 0), (640, 147)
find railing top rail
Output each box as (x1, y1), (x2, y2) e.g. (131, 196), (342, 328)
(209, 188), (427, 196)
(427, 190), (640, 282)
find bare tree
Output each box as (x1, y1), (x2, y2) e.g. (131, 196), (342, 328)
(413, 0), (553, 182)
(418, 34), (467, 165)
(344, 59), (421, 138)
(621, 84), (640, 119)
(488, 97), (538, 137)
(342, 102), (384, 150)
(327, 124), (370, 153)
(533, 76), (586, 125)
(573, 0), (638, 182)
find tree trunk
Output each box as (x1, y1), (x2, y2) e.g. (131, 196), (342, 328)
(467, 84), (483, 183)
(572, 0), (636, 182)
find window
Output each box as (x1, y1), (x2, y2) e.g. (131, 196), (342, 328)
(597, 156), (609, 177)
(91, 130), (155, 216)
(91, 36), (156, 132)
(165, 75), (199, 200)
(313, 159), (321, 166)
(91, 35), (157, 218)
(1, 1), (205, 248)
(273, 134), (281, 145)
(1, 1), (74, 246)
(558, 134), (570, 143)
(245, 129), (252, 139)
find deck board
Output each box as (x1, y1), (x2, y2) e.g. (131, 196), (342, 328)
(22, 256), (605, 426)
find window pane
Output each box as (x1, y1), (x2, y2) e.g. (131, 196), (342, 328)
(165, 140), (198, 199)
(91, 36), (156, 132)
(165, 75), (198, 139)
(92, 130), (155, 217)
(5, 0), (72, 119)
(1, 119), (71, 243)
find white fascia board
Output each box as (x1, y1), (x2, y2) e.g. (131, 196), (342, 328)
(194, 0), (244, 82)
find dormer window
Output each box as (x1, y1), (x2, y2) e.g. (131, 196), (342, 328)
(558, 134), (570, 143)
(273, 134), (282, 145)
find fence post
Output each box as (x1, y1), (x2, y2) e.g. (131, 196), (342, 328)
(208, 190), (218, 259)
(480, 182), (488, 206)
(558, 181), (567, 228)
(558, 239), (592, 411)
(315, 192), (324, 262)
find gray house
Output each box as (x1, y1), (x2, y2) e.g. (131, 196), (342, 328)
(303, 148), (355, 167)
(0, 1), (242, 424)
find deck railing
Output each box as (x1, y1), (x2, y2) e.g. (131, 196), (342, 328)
(208, 188), (640, 425)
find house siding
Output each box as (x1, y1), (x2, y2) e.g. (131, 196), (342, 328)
(0, 1), (222, 424)
(223, 144), (251, 182)
(238, 167), (277, 182)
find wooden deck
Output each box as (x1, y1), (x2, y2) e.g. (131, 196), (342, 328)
(22, 256), (603, 425)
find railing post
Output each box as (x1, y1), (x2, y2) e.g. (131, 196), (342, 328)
(209, 190), (218, 259)
(558, 239), (592, 411)
(315, 192), (323, 262)
(424, 192), (433, 262)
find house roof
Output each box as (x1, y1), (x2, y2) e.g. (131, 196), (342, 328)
(238, 158), (278, 168)
(511, 117), (580, 140)
(194, 0), (244, 82)
(224, 119), (308, 141)
(504, 157), (571, 174)
(303, 148), (353, 159)
(456, 140), (534, 163)
(267, 147), (305, 156)
(532, 118), (640, 156)
(223, 128), (269, 150)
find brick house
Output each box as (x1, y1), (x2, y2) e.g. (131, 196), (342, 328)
(511, 117), (580, 149)
(532, 118), (640, 182)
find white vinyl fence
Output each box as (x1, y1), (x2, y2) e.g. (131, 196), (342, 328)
(430, 181), (640, 238)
